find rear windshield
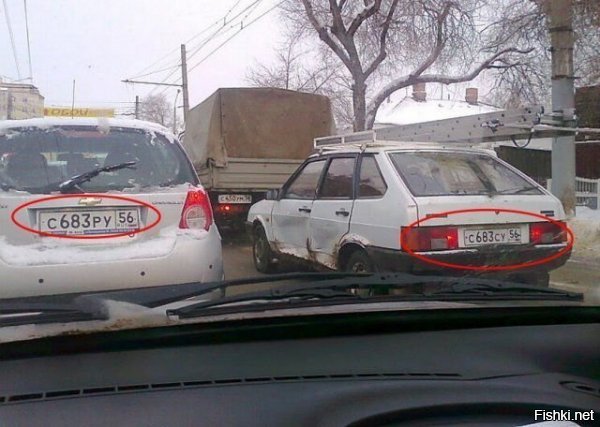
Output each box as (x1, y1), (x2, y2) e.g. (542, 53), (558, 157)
(0, 126), (197, 194)
(389, 151), (543, 197)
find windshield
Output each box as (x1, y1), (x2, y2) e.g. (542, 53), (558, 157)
(0, 0), (598, 347)
(0, 127), (197, 193)
(389, 151), (543, 196)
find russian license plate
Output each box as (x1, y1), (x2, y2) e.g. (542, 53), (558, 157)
(218, 194), (252, 204)
(463, 227), (525, 247)
(38, 208), (140, 235)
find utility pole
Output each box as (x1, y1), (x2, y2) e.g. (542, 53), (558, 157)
(71, 79), (76, 118)
(547, 0), (576, 216)
(135, 95), (140, 119)
(180, 44), (190, 125)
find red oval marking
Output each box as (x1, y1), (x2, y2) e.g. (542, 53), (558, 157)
(400, 208), (574, 272)
(10, 193), (162, 239)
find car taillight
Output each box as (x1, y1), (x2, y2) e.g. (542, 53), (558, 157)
(529, 221), (566, 244)
(179, 190), (213, 231)
(401, 226), (458, 251)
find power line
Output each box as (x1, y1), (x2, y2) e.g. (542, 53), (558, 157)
(146, 0), (265, 97)
(187, 0), (282, 75)
(2, 0), (22, 79)
(23, 0), (33, 81)
(128, 0), (252, 80)
(153, 0), (269, 97)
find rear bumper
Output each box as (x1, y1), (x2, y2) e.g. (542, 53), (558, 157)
(366, 244), (571, 277)
(0, 227), (224, 298)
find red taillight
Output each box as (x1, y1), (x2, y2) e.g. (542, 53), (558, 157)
(529, 221), (566, 244)
(401, 226), (459, 251)
(179, 190), (213, 231)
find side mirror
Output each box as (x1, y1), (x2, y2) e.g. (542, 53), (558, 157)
(265, 189), (280, 200)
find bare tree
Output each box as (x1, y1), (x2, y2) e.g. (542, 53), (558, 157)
(139, 94), (173, 128)
(278, 0), (533, 130)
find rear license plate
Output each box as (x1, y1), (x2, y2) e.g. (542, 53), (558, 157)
(463, 227), (525, 247)
(218, 194), (252, 204)
(38, 208), (140, 235)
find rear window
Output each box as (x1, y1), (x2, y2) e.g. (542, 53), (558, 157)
(0, 126), (197, 194)
(389, 151), (543, 197)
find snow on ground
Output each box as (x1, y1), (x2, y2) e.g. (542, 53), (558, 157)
(569, 207), (600, 259)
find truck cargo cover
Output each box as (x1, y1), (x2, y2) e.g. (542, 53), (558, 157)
(183, 88), (334, 168)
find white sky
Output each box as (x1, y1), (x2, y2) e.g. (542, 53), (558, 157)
(0, 0), (282, 112)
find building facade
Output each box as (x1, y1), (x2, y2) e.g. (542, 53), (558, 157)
(0, 80), (45, 120)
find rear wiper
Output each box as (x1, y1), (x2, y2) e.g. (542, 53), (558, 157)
(58, 161), (137, 193)
(0, 300), (108, 327)
(166, 274), (582, 319)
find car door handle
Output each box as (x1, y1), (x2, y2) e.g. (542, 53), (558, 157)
(335, 209), (350, 217)
(298, 207), (312, 213)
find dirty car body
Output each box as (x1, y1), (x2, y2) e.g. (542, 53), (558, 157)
(247, 143), (571, 285)
(0, 118), (223, 298)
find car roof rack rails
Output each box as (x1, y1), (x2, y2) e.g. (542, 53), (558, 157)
(313, 106), (600, 150)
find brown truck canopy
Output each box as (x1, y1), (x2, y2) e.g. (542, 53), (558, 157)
(183, 88), (334, 168)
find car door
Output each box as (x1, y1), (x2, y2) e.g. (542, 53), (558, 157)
(308, 156), (357, 268)
(271, 159), (327, 259)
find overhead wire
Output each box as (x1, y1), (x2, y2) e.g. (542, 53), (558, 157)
(187, 0), (283, 75)
(148, 0), (266, 97)
(128, 0), (256, 81)
(2, 0), (22, 79)
(23, 0), (33, 81)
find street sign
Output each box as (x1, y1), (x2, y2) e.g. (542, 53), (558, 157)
(44, 107), (114, 117)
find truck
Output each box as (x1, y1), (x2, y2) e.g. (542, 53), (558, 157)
(183, 87), (334, 231)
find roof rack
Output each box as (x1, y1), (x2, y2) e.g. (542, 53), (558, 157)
(314, 106), (600, 149)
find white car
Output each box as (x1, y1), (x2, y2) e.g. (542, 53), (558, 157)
(0, 118), (223, 298)
(247, 140), (571, 286)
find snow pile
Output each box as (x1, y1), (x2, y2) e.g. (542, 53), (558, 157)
(375, 97), (498, 126)
(568, 207), (600, 259)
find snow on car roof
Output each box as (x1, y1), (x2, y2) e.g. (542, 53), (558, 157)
(0, 117), (173, 137)
(311, 141), (496, 156)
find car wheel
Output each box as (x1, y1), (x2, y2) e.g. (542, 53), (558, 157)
(253, 226), (276, 273)
(345, 249), (375, 273)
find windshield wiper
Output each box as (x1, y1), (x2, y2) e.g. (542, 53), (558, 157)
(165, 273), (582, 319)
(0, 300), (108, 327)
(58, 161), (137, 193)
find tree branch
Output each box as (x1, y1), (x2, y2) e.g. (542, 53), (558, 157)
(300, 0), (354, 70)
(348, 0), (382, 36)
(364, 0), (399, 78)
(412, 2), (454, 77)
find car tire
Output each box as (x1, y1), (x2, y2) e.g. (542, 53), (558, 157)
(345, 249), (375, 274)
(253, 225), (277, 274)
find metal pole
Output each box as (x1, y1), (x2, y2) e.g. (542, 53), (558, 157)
(548, 0), (576, 216)
(71, 79), (76, 118)
(173, 89), (180, 133)
(135, 95), (140, 119)
(181, 44), (190, 126)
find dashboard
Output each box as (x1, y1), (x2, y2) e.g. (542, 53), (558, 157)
(0, 308), (598, 426)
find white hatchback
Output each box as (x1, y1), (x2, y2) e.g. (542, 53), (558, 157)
(247, 141), (571, 286)
(0, 118), (223, 298)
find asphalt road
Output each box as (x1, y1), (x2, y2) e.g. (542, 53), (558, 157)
(222, 236), (599, 303)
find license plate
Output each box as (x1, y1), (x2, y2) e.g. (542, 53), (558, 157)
(463, 227), (525, 247)
(38, 208), (140, 235)
(218, 194), (252, 204)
